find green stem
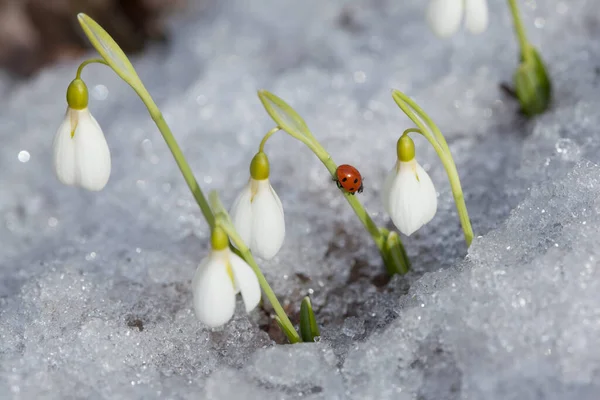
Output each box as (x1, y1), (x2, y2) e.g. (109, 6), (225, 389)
(303, 138), (410, 271)
(507, 0), (530, 56)
(209, 192), (300, 344)
(76, 59), (215, 229)
(259, 127), (281, 153)
(398, 96), (450, 156)
(151, 110), (215, 229)
(402, 128), (422, 136)
(306, 139), (384, 248)
(239, 243), (300, 343)
(256, 90), (409, 273)
(409, 128), (473, 246)
(76, 58), (108, 79)
(383, 230), (410, 275)
(393, 90), (473, 246)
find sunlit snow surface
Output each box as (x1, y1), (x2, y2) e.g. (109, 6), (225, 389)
(1, 0), (600, 398)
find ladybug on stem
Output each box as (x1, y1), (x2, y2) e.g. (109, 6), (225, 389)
(335, 164), (364, 195)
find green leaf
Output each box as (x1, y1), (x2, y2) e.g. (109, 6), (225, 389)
(77, 13), (144, 92)
(258, 90), (313, 141)
(514, 46), (552, 116)
(275, 316), (301, 344)
(299, 296), (320, 342)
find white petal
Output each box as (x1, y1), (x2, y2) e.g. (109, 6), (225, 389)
(382, 162), (398, 215)
(464, 0), (488, 34)
(72, 109), (111, 191)
(52, 109), (77, 186)
(426, 0), (464, 38)
(250, 179), (285, 260)
(229, 251), (261, 313)
(414, 162), (438, 223)
(388, 165), (422, 236)
(388, 160), (438, 236)
(192, 249), (236, 328)
(270, 183), (284, 215)
(230, 180), (254, 247)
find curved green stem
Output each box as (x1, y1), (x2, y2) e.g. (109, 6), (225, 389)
(151, 108), (215, 229)
(307, 139), (384, 248)
(209, 191), (300, 344)
(392, 90), (473, 246)
(76, 58), (108, 79)
(402, 128), (422, 136)
(397, 95), (450, 156)
(259, 127), (281, 153)
(507, 0), (530, 56)
(257, 117), (385, 248)
(76, 60), (215, 229)
(257, 89), (409, 273)
(286, 131), (408, 273)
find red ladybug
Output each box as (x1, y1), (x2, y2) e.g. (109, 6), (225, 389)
(335, 164), (364, 195)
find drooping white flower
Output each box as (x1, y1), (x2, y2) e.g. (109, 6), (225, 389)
(427, 0), (489, 38)
(230, 152), (285, 260)
(382, 135), (438, 236)
(53, 78), (111, 191)
(192, 243), (261, 328)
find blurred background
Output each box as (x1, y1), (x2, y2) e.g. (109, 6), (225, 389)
(0, 0), (189, 77)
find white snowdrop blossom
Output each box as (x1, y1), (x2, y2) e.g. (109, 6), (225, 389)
(53, 78), (111, 191)
(383, 136), (438, 236)
(427, 0), (489, 38)
(230, 151), (285, 260)
(230, 177), (285, 260)
(192, 246), (261, 328)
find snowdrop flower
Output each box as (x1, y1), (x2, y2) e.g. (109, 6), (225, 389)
(230, 152), (285, 260)
(427, 0), (489, 38)
(192, 227), (261, 328)
(382, 135), (437, 236)
(53, 78), (111, 191)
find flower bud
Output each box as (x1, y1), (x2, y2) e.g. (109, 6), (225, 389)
(211, 226), (229, 251)
(397, 134), (416, 162)
(250, 152), (270, 180)
(514, 46), (552, 116)
(66, 78), (89, 110)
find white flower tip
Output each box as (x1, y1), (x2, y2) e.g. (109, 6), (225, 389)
(426, 0), (464, 38)
(192, 249), (261, 328)
(192, 250), (236, 328)
(53, 108), (111, 192)
(251, 181), (285, 259)
(231, 179), (286, 260)
(464, 0), (489, 34)
(386, 160), (438, 236)
(230, 253), (262, 313)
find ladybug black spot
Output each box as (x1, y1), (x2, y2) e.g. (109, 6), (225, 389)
(342, 177), (348, 182)
(349, 187), (355, 192)
(353, 178), (358, 183)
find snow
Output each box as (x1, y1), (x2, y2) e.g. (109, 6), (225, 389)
(1, 0), (600, 398)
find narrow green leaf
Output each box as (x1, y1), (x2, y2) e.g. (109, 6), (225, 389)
(275, 316), (301, 344)
(299, 296), (320, 342)
(391, 89), (451, 154)
(391, 90), (431, 143)
(257, 90), (313, 140)
(77, 13), (143, 91)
